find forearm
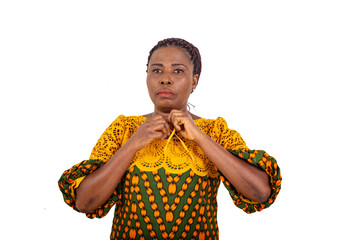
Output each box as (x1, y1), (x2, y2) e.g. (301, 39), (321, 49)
(195, 132), (271, 202)
(75, 115), (174, 212)
(75, 140), (138, 212)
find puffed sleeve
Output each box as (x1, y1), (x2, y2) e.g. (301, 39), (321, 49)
(211, 117), (282, 214)
(58, 115), (126, 218)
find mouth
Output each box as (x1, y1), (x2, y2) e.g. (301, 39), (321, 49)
(157, 89), (175, 97)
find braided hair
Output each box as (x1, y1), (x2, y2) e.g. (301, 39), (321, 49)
(147, 38), (202, 79)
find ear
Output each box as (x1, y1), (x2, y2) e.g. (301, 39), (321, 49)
(192, 74), (199, 90)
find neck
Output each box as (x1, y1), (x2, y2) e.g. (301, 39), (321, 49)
(143, 106), (201, 121)
(153, 106), (188, 119)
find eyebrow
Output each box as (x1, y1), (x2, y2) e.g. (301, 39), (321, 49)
(150, 63), (189, 69)
(172, 63), (188, 69)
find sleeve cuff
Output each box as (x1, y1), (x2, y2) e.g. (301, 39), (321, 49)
(58, 159), (120, 218)
(69, 176), (86, 199)
(220, 148), (282, 214)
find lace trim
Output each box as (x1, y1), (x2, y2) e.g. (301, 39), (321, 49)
(129, 128), (218, 177)
(90, 116), (246, 177)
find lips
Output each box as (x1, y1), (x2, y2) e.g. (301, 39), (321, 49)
(157, 89), (175, 97)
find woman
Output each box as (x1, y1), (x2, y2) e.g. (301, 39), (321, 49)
(58, 38), (282, 240)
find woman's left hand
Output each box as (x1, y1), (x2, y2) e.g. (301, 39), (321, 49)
(169, 109), (271, 202)
(168, 109), (202, 141)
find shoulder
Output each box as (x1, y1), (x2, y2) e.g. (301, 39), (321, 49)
(196, 117), (247, 149)
(109, 115), (146, 128)
(195, 116), (228, 127)
(195, 117), (229, 135)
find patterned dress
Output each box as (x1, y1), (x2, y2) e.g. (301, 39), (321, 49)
(58, 115), (281, 240)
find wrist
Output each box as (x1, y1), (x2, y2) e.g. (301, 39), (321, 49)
(121, 137), (142, 154)
(193, 130), (208, 145)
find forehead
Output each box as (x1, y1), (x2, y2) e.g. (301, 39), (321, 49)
(149, 46), (192, 65)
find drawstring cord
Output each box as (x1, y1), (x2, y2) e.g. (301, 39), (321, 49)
(163, 128), (195, 163)
(162, 130), (210, 208)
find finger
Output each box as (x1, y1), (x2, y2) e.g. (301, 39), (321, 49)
(168, 109), (180, 123)
(152, 121), (170, 138)
(156, 116), (171, 136)
(171, 111), (188, 131)
(168, 110), (180, 126)
(171, 116), (185, 132)
(161, 121), (171, 138)
(149, 115), (165, 122)
(151, 130), (166, 140)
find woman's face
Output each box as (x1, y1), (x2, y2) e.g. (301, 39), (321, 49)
(146, 46), (199, 113)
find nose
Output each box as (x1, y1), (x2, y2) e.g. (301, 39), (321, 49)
(160, 73), (172, 85)
(161, 80), (171, 85)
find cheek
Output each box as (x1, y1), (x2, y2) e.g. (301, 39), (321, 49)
(146, 73), (156, 86)
(146, 75), (153, 88)
(146, 77), (152, 93)
(146, 77), (157, 101)
(180, 77), (194, 92)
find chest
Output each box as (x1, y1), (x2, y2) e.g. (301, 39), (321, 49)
(129, 137), (218, 177)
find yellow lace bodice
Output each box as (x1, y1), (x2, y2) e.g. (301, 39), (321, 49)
(89, 115), (247, 177)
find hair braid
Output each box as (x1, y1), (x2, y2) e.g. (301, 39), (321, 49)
(147, 38), (202, 79)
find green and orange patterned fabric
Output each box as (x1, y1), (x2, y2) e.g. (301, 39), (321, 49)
(58, 115), (281, 239)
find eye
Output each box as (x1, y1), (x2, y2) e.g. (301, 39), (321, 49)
(152, 68), (162, 73)
(174, 69), (184, 74)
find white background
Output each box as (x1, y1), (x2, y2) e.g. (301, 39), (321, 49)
(1, 0), (358, 239)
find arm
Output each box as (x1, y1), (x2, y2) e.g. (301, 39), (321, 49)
(194, 132), (271, 202)
(75, 139), (137, 212)
(169, 110), (271, 203)
(75, 115), (171, 213)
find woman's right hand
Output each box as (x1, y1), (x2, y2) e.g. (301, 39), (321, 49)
(75, 115), (171, 213)
(128, 115), (171, 151)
